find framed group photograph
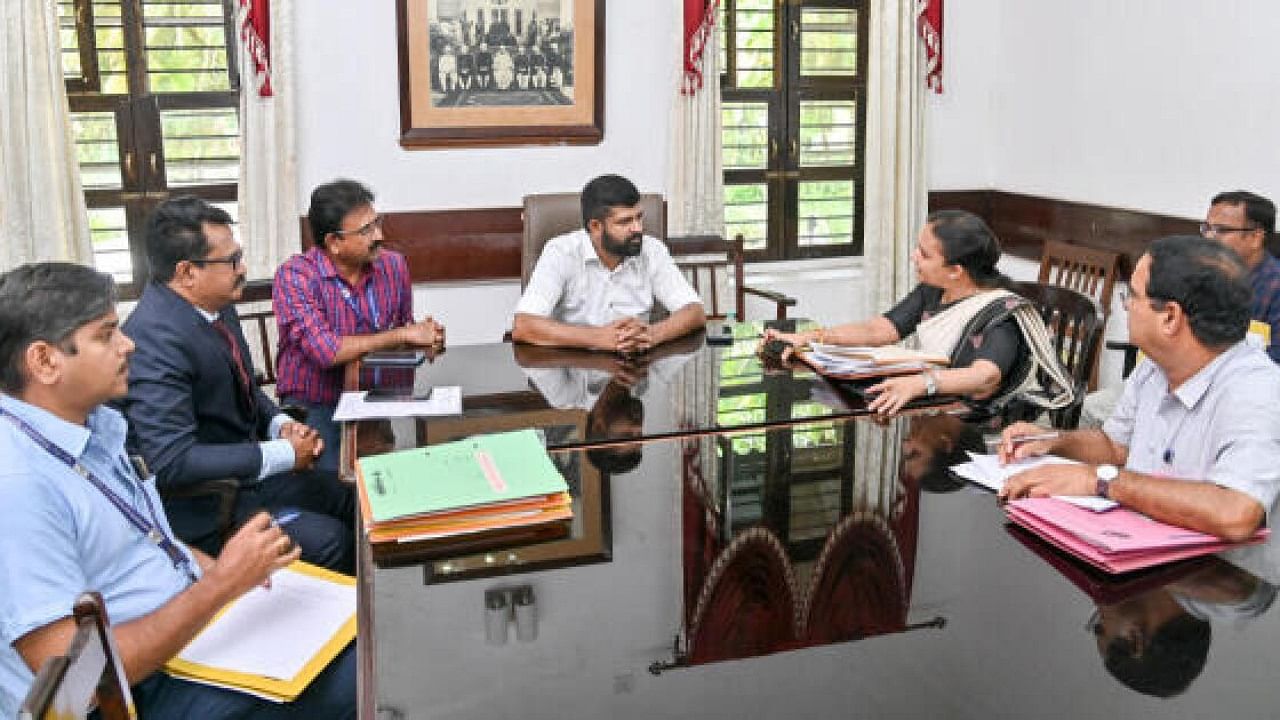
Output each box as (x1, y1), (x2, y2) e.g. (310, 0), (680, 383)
(397, 0), (605, 148)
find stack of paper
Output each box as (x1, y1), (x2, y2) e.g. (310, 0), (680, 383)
(1006, 498), (1269, 574)
(951, 452), (1118, 511)
(796, 343), (949, 381)
(355, 429), (573, 564)
(333, 387), (463, 421)
(164, 562), (355, 702)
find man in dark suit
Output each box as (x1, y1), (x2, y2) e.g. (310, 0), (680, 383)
(120, 197), (354, 572)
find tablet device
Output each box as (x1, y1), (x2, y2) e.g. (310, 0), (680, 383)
(363, 350), (427, 367)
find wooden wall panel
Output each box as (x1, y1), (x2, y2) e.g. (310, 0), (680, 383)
(285, 191), (1202, 285)
(930, 190), (1200, 278)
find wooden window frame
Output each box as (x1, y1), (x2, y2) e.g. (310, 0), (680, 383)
(721, 0), (869, 262)
(64, 0), (241, 297)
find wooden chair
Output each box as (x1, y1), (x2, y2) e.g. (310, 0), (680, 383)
(521, 193), (794, 321)
(1010, 281), (1106, 429)
(667, 234), (796, 321)
(1037, 241), (1122, 390)
(19, 593), (135, 720)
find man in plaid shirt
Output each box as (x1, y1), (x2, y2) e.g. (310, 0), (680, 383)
(274, 180), (445, 471)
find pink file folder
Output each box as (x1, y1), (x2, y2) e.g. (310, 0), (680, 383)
(1006, 498), (1268, 575)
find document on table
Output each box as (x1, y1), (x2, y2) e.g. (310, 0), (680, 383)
(951, 452), (1117, 511)
(164, 563), (356, 702)
(333, 386), (462, 421)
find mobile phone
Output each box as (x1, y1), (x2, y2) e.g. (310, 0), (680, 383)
(365, 386), (433, 402)
(363, 350), (427, 367)
(705, 322), (735, 346)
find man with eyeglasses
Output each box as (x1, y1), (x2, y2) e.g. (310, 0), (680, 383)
(274, 179), (444, 472)
(1000, 235), (1280, 541)
(1080, 190), (1280, 429)
(1201, 190), (1280, 363)
(121, 197), (356, 573)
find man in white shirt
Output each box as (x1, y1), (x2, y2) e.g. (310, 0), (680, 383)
(512, 174), (706, 353)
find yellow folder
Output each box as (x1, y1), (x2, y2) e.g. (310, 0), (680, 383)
(163, 562), (356, 703)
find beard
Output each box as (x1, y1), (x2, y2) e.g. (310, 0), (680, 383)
(602, 230), (644, 258)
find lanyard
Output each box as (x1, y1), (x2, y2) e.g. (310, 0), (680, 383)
(0, 408), (198, 583)
(334, 278), (383, 333)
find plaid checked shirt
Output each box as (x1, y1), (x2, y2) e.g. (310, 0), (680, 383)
(273, 247), (414, 405)
(1251, 253), (1280, 364)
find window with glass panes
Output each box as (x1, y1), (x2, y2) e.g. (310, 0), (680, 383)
(716, 332), (853, 546)
(58, 0), (240, 293)
(719, 0), (867, 261)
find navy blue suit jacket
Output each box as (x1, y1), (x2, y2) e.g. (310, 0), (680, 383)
(121, 283), (281, 512)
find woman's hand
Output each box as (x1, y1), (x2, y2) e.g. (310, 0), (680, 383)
(758, 328), (809, 362)
(866, 374), (928, 416)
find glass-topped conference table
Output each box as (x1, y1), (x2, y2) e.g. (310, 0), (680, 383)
(343, 324), (1280, 720)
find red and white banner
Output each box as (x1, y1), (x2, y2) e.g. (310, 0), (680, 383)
(239, 0), (273, 97)
(917, 0), (943, 93)
(682, 0), (719, 95)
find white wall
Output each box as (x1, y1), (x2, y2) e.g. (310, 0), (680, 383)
(929, 0), (1280, 218)
(295, 1), (863, 345)
(296, 1), (677, 212)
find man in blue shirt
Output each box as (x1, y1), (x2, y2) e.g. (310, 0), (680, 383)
(1202, 190), (1280, 362)
(0, 263), (354, 718)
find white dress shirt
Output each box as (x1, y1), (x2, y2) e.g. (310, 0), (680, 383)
(514, 230), (701, 326)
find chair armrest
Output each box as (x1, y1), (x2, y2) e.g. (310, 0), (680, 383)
(741, 285), (797, 321)
(1105, 340), (1140, 378)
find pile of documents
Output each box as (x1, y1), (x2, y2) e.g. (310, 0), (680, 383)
(356, 428), (573, 564)
(165, 562), (355, 702)
(951, 453), (1118, 511)
(1005, 498), (1269, 574)
(798, 343), (949, 380)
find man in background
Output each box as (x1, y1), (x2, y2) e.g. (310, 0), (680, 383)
(274, 179), (444, 471)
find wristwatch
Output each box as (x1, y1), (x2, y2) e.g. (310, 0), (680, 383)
(1095, 464), (1119, 499)
(922, 369), (938, 397)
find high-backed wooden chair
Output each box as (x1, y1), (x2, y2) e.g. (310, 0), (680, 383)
(667, 234), (796, 321)
(1010, 281), (1105, 429)
(521, 193), (794, 321)
(19, 593), (135, 720)
(1037, 241), (1121, 389)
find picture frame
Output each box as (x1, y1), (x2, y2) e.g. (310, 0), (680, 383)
(396, 0), (605, 148)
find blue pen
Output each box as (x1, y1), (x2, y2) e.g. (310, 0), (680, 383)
(273, 510), (302, 526)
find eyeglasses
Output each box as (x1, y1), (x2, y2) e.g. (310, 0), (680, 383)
(189, 249), (244, 268)
(1119, 284), (1168, 309)
(1200, 222), (1259, 237)
(334, 215), (384, 238)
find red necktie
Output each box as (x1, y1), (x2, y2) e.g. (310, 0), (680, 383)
(211, 319), (256, 411)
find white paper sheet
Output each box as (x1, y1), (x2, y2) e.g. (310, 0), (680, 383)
(951, 452), (1117, 511)
(174, 567), (354, 681)
(332, 386), (462, 421)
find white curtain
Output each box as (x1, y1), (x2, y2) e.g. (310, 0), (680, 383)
(855, 0), (930, 493)
(237, 0), (299, 281)
(862, 0), (929, 312)
(0, 0), (92, 268)
(667, 5), (725, 238)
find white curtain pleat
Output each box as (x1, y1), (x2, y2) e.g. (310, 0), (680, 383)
(0, 0), (92, 269)
(237, 0), (299, 282)
(668, 4), (725, 238)
(854, 0), (930, 499)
